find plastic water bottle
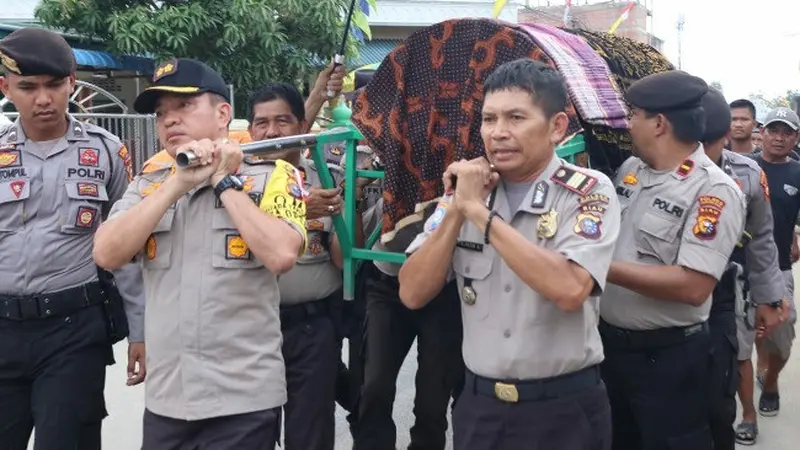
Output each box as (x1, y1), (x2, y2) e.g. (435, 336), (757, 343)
(424, 190), (454, 233)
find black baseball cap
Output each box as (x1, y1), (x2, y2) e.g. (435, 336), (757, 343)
(134, 58), (230, 114)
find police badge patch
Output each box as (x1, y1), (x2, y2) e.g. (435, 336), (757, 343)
(693, 196), (725, 241)
(79, 148), (100, 167)
(0, 150), (21, 168)
(75, 207), (97, 229)
(225, 234), (251, 260)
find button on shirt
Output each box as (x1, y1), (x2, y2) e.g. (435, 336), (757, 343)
(108, 155), (306, 421)
(407, 156), (621, 380)
(601, 146), (746, 330)
(278, 156), (344, 305)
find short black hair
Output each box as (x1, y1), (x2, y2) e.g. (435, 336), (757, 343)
(247, 83), (305, 123)
(729, 99), (756, 119)
(483, 58), (568, 118)
(646, 107), (706, 143)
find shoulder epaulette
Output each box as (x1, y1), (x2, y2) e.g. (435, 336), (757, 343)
(84, 122), (122, 144)
(142, 150), (175, 174)
(550, 166), (598, 196)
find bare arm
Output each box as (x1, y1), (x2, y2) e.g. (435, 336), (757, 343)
(218, 188), (302, 274)
(398, 208), (465, 309)
(94, 176), (183, 270)
(304, 63), (345, 132)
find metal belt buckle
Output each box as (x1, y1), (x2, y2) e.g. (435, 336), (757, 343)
(494, 382), (519, 403)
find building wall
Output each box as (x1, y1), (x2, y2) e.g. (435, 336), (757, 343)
(519, 1), (663, 51)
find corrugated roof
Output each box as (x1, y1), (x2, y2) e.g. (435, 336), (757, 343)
(350, 39), (402, 67)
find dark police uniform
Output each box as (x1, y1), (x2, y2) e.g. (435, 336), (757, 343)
(278, 156), (344, 450)
(0, 28), (144, 450)
(407, 156), (621, 450)
(354, 201), (465, 450)
(702, 90), (785, 450)
(601, 72), (746, 450)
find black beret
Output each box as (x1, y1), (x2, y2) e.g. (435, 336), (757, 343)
(0, 28), (76, 78)
(134, 58), (230, 114)
(626, 70), (708, 113)
(701, 89), (732, 142)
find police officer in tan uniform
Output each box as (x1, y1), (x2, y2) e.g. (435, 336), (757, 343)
(93, 59), (307, 449)
(400, 59), (620, 450)
(699, 89), (785, 448)
(0, 28), (145, 450)
(246, 81), (352, 450)
(600, 71), (746, 449)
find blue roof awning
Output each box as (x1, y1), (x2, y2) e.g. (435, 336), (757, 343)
(72, 48), (155, 74)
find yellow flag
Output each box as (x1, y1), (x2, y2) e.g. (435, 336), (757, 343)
(493, 0), (508, 18)
(259, 160), (309, 254)
(608, 2), (635, 34)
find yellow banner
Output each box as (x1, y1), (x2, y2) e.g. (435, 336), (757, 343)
(259, 160), (309, 253)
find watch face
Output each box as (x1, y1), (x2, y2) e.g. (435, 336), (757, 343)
(231, 175), (244, 189)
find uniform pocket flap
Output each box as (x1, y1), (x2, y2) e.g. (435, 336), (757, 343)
(452, 249), (493, 281)
(153, 209), (175, 233)
(64, 181), (109, 202)
(639, 213), (681, 243)
(0, 178), (30, 204)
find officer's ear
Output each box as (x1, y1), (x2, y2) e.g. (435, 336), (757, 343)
(549, 111), (569, 146)
(0, 75), (9, 99)
(211, 95), (233, 129)
(652, 113), (668, 138)
(67, 74), (76, 95)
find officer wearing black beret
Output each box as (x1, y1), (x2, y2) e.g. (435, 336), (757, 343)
(601, 71), (747, 449)
(702, 89), (787, 448)
(0, 27), (146, 450)
(0, 28), (76, 78)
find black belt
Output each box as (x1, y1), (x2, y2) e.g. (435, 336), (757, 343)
(599, 320), (709, 350)
(280, 295), (334, 329)
(0, 282), (105, 321)
(467, 365), (601, 403)
(710, 302), (735, 314)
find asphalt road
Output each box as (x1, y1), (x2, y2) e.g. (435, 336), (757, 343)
(27, 269), (800, 449)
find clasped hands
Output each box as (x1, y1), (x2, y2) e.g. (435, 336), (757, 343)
(442, 157), (500, 220)
(172, 138), (243, 193)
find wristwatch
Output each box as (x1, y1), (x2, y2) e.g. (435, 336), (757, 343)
(214, 175), (244, 198)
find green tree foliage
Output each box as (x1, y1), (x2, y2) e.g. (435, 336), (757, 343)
(35, 0), (362, 115)
(750, 90), (800, 110)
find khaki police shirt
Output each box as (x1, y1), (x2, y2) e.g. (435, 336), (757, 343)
(600, 146), (747, 330)
(407, 156), (621, 380)
(722, 150), (784, 305)
(108, 155), (306, 421)
(278, 156), (344, 305)
(0, 116), (145, 341)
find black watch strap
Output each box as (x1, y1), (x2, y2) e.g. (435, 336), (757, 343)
(214, 175), (243, 198)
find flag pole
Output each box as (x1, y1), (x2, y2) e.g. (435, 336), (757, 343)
(328, 0), (359, 98)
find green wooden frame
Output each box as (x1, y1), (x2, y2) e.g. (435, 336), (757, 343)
(308, 128), (586, 300)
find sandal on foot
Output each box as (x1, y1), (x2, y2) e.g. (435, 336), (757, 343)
(759, 392), (780, 417)
(735, 422), (758, 446)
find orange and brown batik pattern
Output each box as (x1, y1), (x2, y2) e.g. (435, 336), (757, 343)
(352, 18), (583, 236)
